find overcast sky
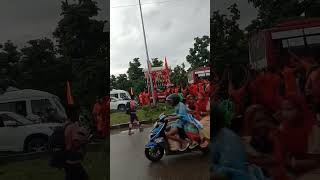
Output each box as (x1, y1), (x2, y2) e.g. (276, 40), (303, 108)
(212, 0), (258, 29)
(110, 0), (210, 75)
(0, 0), (108, 48)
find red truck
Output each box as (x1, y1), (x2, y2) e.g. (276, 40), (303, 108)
(249, 18), (320, 70)
(187, 66), (210, 84)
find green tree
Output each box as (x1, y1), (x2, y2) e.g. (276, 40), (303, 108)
(246, 0), (314, 32)
(211, 4), (248, 77)
(110, 75), (117, 89)
(186, 35), (210, 70)
(0, 41), (21, 85)
(116, 74), (131, 91)
(17, 38), (69, 99)
(127, 58), (145, 94)
(170, 63), (188, 87)
(53, 0), (107, 59)
(127, 58), (144, 81)
(151, 58), (163, 67)
(53, 0), (108, 106)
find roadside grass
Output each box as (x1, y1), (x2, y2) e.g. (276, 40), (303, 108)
(0, 141), (109, 180)
(110, 104), (175, 125)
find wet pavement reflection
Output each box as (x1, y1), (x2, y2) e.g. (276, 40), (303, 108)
(110, 128), (209, 180)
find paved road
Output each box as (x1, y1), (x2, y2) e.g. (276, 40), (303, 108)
(110, 127), (209, 180)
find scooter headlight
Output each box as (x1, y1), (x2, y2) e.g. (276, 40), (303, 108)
(155, 137), (164, 143)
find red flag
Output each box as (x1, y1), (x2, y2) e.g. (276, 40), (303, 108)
(164, 57), (171, 85)
(164, 57), (169, 70)
(66, 81), (74, 105)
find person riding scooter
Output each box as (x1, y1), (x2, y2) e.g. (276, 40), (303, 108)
(165, 94), (204, 151)
(165, 94), (190, 151)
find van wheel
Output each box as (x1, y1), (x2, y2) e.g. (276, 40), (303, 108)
(118, 104), (126, 111)
(26, 137), (48, 153)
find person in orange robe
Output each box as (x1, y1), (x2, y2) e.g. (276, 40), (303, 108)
(92, 97), (101, 133)
(100, 96), (109, 138)
(283, 67), (297, 94)
(195, 92), (208, 120)
(305, 68), (320, 100)
(198, 82), (206, 95)
(228, 72), (250, 115)
(252, 71), (282, 113)
(143, 92), (147, 105)
(139, 93), (144, 106)
(189, 83), (198, 97)
(93, 98), (104, 138)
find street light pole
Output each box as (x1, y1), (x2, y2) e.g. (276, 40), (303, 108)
(138, 0), (156, 106)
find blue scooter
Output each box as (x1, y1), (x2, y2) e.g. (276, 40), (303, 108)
(144, 113), (209, 162)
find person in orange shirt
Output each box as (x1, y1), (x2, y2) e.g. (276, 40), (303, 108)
(92, 97), (102, 134)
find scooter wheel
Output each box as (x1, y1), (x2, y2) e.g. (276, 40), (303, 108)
(145, 147), (164, 162)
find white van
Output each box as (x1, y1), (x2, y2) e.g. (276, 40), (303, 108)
(110, 89), (131, 100)
(0, 89), (67, 123)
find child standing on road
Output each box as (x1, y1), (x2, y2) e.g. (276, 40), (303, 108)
(64, 104), (89, 180)
(127, 95), (142, 135)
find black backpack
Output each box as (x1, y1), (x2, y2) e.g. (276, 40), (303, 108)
(126, 101), (131, 114)
(48, 123), (72, 169)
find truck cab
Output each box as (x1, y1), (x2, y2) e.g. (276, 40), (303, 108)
(249, 18), (320, 70)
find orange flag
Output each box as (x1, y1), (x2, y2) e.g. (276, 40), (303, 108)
(66, 81), (74, 105)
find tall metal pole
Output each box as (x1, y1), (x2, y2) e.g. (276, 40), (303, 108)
(138, 0), (156, 105)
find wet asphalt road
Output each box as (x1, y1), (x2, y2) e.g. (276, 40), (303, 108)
(110, 127), (210, 180)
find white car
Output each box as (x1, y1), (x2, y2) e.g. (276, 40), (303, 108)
(0, 111), (63, 152)
(110, 97), (130, 111)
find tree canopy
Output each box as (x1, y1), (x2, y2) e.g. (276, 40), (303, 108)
(186, 35), (210, 70)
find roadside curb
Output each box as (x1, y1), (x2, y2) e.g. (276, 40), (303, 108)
(110, 119), (154, 130)
(0, 142), (105, 165)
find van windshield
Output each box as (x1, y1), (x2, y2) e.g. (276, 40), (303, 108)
(52, 97), (66, 118)
(0, 101), (27, 116)
(120, 93), (130, 100)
